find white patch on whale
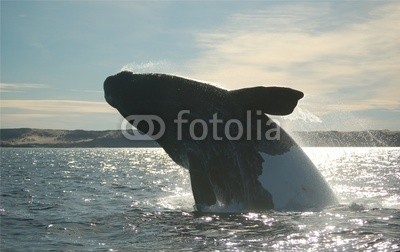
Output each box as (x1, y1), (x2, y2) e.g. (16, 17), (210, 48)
(258, 147), (338, 211)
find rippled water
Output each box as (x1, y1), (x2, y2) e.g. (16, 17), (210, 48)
(1, 147), (399, 251)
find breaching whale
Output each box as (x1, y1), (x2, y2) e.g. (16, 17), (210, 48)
(104, 71), (338, 212)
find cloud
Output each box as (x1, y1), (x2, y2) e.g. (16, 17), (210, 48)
(0, 83), (49, 92)
(0, 100), (119, 129)
(1, 100), (115, 114)
(187, 2), (400, 115)
(68, 89), (103, 94)
(0, 112), (122, 130)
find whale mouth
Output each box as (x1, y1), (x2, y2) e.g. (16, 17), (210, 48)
(105, 95), (116, 108)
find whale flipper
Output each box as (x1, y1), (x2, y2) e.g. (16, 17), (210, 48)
(230, 87), (304, 115)
(188, 154), (217, 209)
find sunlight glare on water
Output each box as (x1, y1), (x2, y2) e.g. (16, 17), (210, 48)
(304, 147), (400, 209)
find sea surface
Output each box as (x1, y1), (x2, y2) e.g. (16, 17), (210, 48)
(1, 147), (399, 251)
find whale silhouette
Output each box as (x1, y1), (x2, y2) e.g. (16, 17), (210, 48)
(104, 71), (338, 212)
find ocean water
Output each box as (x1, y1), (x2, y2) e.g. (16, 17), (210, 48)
(0, 147), (399, 251)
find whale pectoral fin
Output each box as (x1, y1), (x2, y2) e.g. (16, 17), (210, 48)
(188, 155), (216, 209)
(230, 86), (304, 115)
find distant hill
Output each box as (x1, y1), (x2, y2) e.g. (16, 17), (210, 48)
(0, 128), (399, 148)
(0, 128), (158, 148)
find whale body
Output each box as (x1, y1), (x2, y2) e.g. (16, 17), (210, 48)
(104, 71), (338, 211)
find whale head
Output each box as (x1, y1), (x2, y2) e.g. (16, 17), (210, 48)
(104, 71), (227, 120)
(104, 71), (163, 116)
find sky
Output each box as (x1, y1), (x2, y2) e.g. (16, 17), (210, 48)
(1, 1), (399, 131)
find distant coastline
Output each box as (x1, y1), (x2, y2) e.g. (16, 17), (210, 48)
(0, 128), (399, 148)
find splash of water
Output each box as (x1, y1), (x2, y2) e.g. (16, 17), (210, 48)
(121, 61), (170, 73)
(283, 107), (322, 123)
